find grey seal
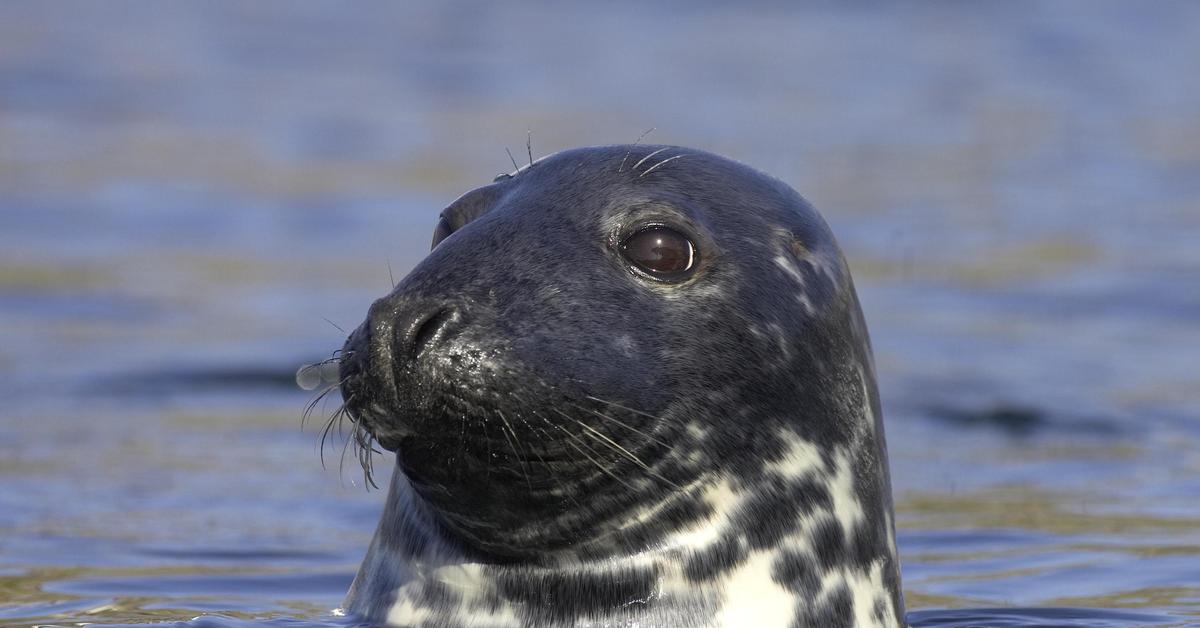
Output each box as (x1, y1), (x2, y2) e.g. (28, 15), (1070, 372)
(334, 145), (905, 627)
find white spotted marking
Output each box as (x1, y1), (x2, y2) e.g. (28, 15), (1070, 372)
(664, 480), (740, 549)
(386, 597), (431, 626)
(816, 559), (895, 628)
(859, 366), (877, 434)
(765, 433), (823, 478)
(716, 551), (796, 627)
(613, 333), (637, 358)
(885, 510), (898, 562)
(808, 250), (842, 291)
(828, 452), (866, 541)
(773, 254), (815, 314)
(387, 563), (522, 628)
(710, 441), (881, 626)
(374, 443), (893, 627)
(768, 322), (791, 361)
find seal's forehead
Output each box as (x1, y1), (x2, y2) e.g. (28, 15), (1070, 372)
(517, 145), (836, 242)
(455, 145), (845, 288)
(530, 145), (814, 208)
(527, 144), (763, 183)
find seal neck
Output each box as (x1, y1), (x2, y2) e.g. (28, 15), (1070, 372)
(344, 447), (903, 627)
(343, 466), (715, 624)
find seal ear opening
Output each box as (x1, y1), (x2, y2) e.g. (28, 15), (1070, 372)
(431, 183), (507, 250)
(788, 236), (812, 261)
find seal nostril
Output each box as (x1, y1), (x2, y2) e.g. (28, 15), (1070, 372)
(410, 307), (458, 359)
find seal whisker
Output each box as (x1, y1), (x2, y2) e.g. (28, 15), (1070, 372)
(337, 411), (356, 482)
(482, 414), (495, 481)
(301, 381), (339, 430)
(334, 405), (379, 489)
(631, 147), (670, 173)
(311, 384), (379, 489)
(638, 154), (686, 178)
(556, 409), (681, 490)
(526, 130), (533, 168)
(567, 400), (671, 448)
(317, 403), (343, 467)
(319, 400), (351, 471)
(521, 414), (583, 507)
(505, 147), (520, 172)
(456, 410), (468, 474)
(352, 413), (380, 489)
(303, 378), (353, 464)
(496, 410), (534, 492)
(617, 127), (655, 173)
(580, 395), (682, 427)
(555, 409), (652, 472)
(549, 421), (640, 493)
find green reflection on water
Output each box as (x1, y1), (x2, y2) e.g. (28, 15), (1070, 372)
(899, 487), (1200, 535)
(0, 566), (337, 626)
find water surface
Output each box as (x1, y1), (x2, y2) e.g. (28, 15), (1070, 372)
(1, 2), (1198, 626)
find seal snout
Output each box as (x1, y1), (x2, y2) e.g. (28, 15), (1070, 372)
(338, 292), (469, 450)
(364, 291), (466, 364)
(336, 316), (404, 449)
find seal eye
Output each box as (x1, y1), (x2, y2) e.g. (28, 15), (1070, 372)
(431, 215), (454, 250)
(620, 226), (696, 279)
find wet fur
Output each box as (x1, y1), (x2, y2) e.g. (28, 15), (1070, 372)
(335, 145), (905, 627)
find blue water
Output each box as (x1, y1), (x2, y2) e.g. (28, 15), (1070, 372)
(1, 1), (1198, 626)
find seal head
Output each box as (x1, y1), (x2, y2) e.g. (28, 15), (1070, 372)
(337, 145), (904, 627)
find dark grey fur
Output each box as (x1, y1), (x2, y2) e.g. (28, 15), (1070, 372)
(336, 145), (904, 627)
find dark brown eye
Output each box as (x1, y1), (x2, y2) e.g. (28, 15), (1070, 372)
(431, 215), (453, 250)
(620, 226), (696, 279)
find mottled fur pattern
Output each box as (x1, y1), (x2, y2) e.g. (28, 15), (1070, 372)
(337, 145), (904, 627)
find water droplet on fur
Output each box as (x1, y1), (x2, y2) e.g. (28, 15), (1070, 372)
(296, 361), (339, 391)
